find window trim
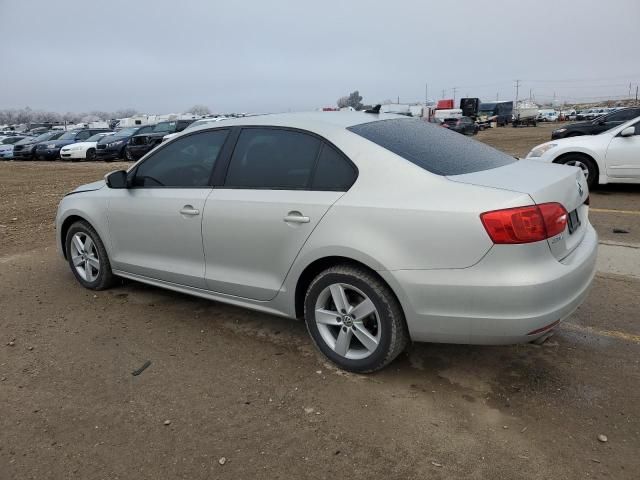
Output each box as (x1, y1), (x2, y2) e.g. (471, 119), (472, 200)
(216, 125), (359, 192)
(127, 127), (232, 189)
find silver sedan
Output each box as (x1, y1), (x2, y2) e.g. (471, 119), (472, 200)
(56, 112), (597, 372)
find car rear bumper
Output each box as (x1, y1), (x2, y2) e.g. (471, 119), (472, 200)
(381, 223), (598, 345)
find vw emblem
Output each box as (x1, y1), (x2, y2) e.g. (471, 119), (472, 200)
(576, 178), (584, 197)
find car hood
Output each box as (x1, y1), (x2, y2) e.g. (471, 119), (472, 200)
(61, 141), (96, 150)
(67, 180), (106, 195)
(98, 135), (128, 145)
(133, 132), (166, 139)
(47, 139), (75, 147)
(544, 133), (606, 149)
(559, 121), (593, 130)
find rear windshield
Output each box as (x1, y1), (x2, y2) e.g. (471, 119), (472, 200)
(347, 118), (516, 176)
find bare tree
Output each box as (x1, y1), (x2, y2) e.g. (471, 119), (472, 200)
(337, 91), (364, 110)
(187, 104), (211, 115)
(113, 108), (138, 118)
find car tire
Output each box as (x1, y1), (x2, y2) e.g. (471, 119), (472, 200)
(558, 154), (598, 190)
(65, 220), (116, 290)
(86, 148), (96, 161)
(304, 264), (409, 373)
(124, 148), (133, 161)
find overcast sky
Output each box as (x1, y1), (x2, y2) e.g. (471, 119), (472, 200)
(1, 0), (638, 114)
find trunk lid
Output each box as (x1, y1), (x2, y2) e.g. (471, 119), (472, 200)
(448, 160), (589, 260)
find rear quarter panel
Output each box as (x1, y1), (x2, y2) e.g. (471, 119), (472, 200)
(287, 138), (532, 273)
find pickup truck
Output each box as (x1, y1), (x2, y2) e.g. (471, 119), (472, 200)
(125, 120), (194, 160)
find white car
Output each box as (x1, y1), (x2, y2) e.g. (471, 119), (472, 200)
(162, 117), (228, 142)
(60, 132), (114, 161)
(527, 116), (640, 188)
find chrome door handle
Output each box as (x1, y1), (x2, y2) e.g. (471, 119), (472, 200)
(180, 206), (200, 216)
(283, 212), (310, 224)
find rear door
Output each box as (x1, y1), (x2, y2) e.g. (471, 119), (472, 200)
(107, 129), (230, 287)
(605, 120), (640, 178)
(202, 127), (356, 300)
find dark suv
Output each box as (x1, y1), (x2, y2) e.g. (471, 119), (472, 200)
(125, 120), (194, 160)
(551, 107), (640, 139)
(34, 128), (112, 160)
(13, 130), (65, 160)
(96, 125), (155, 161)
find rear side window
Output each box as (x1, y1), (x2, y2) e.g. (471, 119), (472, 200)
(225, 128), (321, 189)
(311, 144), (357, 191)
(347, 118), (515, 176)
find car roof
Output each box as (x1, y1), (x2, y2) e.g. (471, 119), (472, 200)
(188, 111), (405, 133)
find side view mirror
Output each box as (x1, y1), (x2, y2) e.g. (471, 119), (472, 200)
(105, 170), (128, 188)
(620, 126), (635, 138)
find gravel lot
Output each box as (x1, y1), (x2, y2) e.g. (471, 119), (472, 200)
(1, 124), (639, 479)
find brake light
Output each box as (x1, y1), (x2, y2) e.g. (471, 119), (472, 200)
(480, 203), (568, 244)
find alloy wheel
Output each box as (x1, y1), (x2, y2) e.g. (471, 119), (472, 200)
(564, 159), (589, 179)
(70, 232), (100, 282)
(314, 283), (381, 360)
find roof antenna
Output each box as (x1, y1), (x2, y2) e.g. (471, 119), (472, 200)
(364, 104), (381, 114)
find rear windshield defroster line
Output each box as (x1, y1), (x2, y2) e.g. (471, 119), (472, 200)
(347, 118), (516, 176)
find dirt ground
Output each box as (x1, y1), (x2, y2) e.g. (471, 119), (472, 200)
(1, 126), (639, 479)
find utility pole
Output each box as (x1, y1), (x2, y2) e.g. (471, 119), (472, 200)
(529, 88), (532, 100)
(630, 83), (633, 99)
(397, 95), (400, 104)
(496, 92), (499, 101)
(514, 79), (521, 106)
(425, 83), (428, 105)
(636, 85), (639, 104)
(441, 89), (446, 99)
(452, 87), (458, 104)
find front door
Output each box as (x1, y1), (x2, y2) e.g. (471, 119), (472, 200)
(605, 120), (640, 178)
(202, 128), (357, 301)
(107, 129), (230, 288)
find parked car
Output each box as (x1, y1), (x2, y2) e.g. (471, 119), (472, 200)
(551, 107), (640, 140)
(60, 133), (115, 161)
(125, 120), (194, 160)
(34, 128), (111, 160)
(0, 135), (32, 159)
(162, 117), (227, 142)
(56, 112), (596, 372)
(96, 125), (156, 161)
(441, 116), (478, 135)
(528, 115), (640, 188)
(537, 110), (559, 122)
(13, 131), (65, 160)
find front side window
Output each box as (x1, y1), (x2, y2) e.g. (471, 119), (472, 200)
(133, 130), (229, 187)
(225, 128), (321, 189)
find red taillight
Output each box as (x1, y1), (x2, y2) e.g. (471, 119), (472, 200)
(480, 203), (568, 244)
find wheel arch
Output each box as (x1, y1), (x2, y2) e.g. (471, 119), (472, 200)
(293, 255), (406, 322)
(552, 151), (600, 178)
(59, 214), (95, 259)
